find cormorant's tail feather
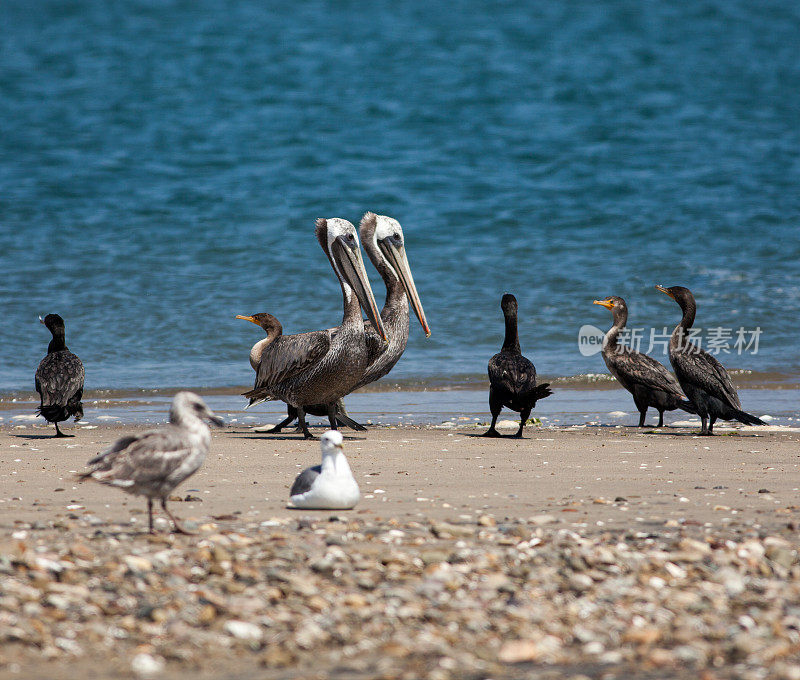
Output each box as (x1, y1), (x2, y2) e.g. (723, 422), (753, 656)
(535, 383), (553, 401)
(732, 409), (767, 427)
(335, 412), (367, 431)
(677, 399), (697, 415)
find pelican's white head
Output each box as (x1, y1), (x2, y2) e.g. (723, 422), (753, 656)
(320, 429), (344, 458)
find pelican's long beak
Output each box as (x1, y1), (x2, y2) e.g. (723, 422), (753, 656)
(593, 299), (614, 310)
(655, 285), (675, 299)
(235, 314), (259, 326)
(378, 238), (431, 337)
(331, 236), (388, 342)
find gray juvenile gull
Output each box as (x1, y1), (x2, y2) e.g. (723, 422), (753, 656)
(289, 430), (360, 509)
(35, 314), (85, 437)
(78, 392), (224, 534)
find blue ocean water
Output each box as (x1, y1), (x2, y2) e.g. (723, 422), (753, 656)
(2, 0), (800, 393)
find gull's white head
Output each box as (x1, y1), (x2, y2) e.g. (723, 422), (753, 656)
(320, 429), (344, 457)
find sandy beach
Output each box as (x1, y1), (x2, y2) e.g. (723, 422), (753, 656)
(2, 422), (800, 679)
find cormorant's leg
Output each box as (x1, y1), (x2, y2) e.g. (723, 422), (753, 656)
(267, 406), (298, 434)
(147, 498), (154, 534)
(161, 498), (194, 535)
(482, 391), (503, 438)
(514, 407), (532, 439)
(54, 422), (70, 438)
(297, 407), (315, 440)
(638, 409), (647, 427)
(657, 410), (664, 428)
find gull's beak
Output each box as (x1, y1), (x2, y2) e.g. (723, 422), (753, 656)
(593, 299), (614, 310)
(655, 285), (675, 299)
(235, 314), (260, 326)
(378, 237), (431, 338)
(331, 235), (388, 342)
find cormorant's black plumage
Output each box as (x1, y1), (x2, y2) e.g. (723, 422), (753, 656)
(656, 285), (765, 435)
(35, 314), (84, 437)
(594, 296), (696, 427)
(482, 294), (552, 438)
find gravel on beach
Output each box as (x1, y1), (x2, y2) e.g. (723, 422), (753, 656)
(2, 512), (800, 680)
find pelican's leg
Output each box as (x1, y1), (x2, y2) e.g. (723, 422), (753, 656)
(327, 403), (339, 431)
(297, 407), (315, 440)
(161, 498), (194, 535)
(54, 422), (69, 438)
(638, 409), (647, 427)
(699, 414), (710, 435)
(708, 416), (716, 435)
(657, 410), (665, 427)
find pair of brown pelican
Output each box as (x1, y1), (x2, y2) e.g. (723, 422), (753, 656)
(237, 213), (429, 438)
(594, 286), (764, 435)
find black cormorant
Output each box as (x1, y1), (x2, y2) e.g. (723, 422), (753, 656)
(35, 314), (84, 437)
(482, 294), (552, 438)
(655, 285), (765, 435)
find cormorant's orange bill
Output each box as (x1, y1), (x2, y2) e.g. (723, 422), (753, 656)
(593, 299), (614, 309)
(655, 285), (675, 299)
(235, 315), (260, 326)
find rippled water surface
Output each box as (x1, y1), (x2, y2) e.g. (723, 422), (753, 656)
(2, 0), (800, 392)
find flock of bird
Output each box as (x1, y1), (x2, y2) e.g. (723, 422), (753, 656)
(30, 214), (767, 533)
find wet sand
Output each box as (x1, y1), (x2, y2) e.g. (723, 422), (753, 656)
(1, 422), (800, 680)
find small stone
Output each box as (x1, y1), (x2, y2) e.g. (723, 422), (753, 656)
(131, 653), (165, 677)
(224, 620), (263, 643)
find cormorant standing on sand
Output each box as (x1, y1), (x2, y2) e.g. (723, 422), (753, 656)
(483, 294), (552, 438)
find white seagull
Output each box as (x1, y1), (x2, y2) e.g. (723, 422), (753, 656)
(78, 392), (224, 534)
(289, 430), (360, 509)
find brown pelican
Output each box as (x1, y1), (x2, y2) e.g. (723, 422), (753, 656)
(78, 392), (224, 534)
(656, 285), (765, 435)
(593, 296), (696, 427)
(35, 314), (85, 437)
(243, 218), (387, 438)
(262, 212), (430, 434)
(483, 294), (552, 438)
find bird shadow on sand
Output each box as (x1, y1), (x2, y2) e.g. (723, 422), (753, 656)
(7, 433), (74, 440)
(229, 431), (367, 442)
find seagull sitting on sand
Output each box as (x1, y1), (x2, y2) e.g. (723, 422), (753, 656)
(78, 392), (224, 534)
(289, 430), (360, 510)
